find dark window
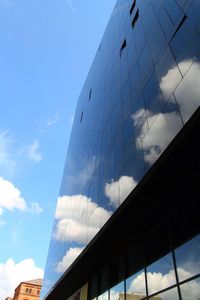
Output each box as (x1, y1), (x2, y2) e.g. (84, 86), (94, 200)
(29, 289), (32, 294)
(130, 0), (136, 15)
(132, 9), (139, 28)
(171, 15), (187, 39)
(37, 290), (40, 295)
(25, 288), (28, 293)
(89, 89), (92, 100)
(80, 111), (83, 122)
(120, 39), (126, 57)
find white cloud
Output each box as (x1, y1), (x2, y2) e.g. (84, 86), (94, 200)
(0, 177), (42, 216)
(132, 109), (182, 165)
(0, 177), (27, 215)
(27, 140), (42, 162)
(46, 110), (61, 127)
(146, 270), (176, 295)
(0, 258), (43, 300)
(54, 195), (111, 244)
(0, 130), (17, 177)
(159, 64), (182, 101)
(174, 60), (200, 122)
(105, 176), (137, 208)
(110, 290), (122, 300)
(127, 268), (200, 300)
(55, 247), (83, 273)
(130, 60), (200, 167)
(159, 59), (200, 123)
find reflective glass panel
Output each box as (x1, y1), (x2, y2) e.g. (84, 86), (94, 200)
(110, 281), (125, 300)
(149, 287), (180, 300)
(180, 278), (200, 300)
(147, 253), (176, 295)
(174, 57), (200, 123)
(98, 291), (108, 300)
(126, 270), (146, 299)
(175, 234), (200, 282)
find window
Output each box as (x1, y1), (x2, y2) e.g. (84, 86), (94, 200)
(25, 288), (28, 293)
(130, 0), (136, 15)
(80, 111), (83, 122)
(29, 289), (32, 294)
(120, 39), (126, 57)
(89, 89), (92, 100)
(37, 289), (40, 295)
(171, 15), (187, 40)
(132, 10), (139, 28)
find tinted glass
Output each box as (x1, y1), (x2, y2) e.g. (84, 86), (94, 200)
(126, 270), (146, 299)
(180, 278), (200, 300)
(147, 253), (176, 295)
(110, 281), (125, 300)
(175, 234), (200, 282)
(149, 287), (180, 300)
(42, 0), (200, 297)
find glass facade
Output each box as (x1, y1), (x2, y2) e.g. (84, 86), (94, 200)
(41, 0), (200, 299)
(63, 233), (200, 300)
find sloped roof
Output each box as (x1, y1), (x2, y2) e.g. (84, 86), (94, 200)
(23, 279), (42, 286)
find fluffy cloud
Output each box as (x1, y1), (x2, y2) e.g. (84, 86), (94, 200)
(127, 272), (146, 294)
(105, 176), (137, 208)
(132, 110), (182, 165)
(27, 140), (42, 162)
(147, 270), (176, 295)
(159, 64), (182, 101)
(54, 195), (111, 244)
(127, 268), (200, 300)
(0, 258), (43, 300)
(0, 177), (27, 215)
(174, 60), (200, 123)
(160, 59), (200, 123)
(55, 247), (83, 273)
(0, 177), (42, 216)
(131, 60), (200, 166)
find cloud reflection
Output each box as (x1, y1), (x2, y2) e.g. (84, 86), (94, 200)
(54, 195), (111, 244)
(133, 109), (182, 165)
(128, 268), (200, 300)
(105, 176), (137, 208)
(55, 247), (83, 273)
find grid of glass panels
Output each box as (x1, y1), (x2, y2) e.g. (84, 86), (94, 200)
(42, 0), (200, 297)
(89, 234), (200, 300)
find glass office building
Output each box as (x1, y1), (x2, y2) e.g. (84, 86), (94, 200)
(41, 1), (200, 300)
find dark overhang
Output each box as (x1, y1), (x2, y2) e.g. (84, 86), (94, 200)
(45, 107), (200, 300)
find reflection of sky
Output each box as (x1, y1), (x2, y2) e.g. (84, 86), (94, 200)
(43, 0), (200, 295)
(126, 268), (200, 300)
(98, 291), (109, 300)
(175, 234), (200, 281)
(126, 270), (146, 296)
(44, 57), (200, 294)
(53, 194), (112, 274)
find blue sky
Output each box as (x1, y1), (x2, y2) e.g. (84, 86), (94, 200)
(0, 0), (116, 298)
